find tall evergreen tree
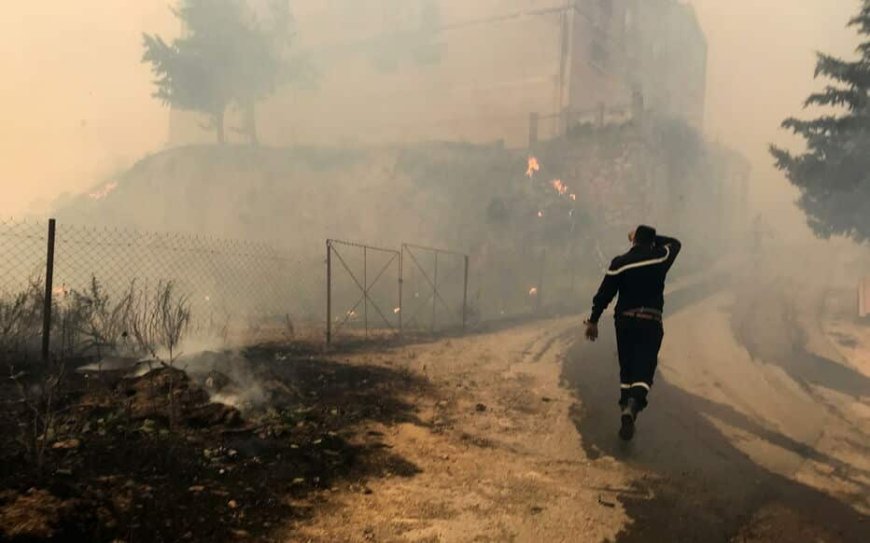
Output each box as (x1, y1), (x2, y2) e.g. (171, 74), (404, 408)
(142, 0), (298, 144)
(771, 0), (870, 241)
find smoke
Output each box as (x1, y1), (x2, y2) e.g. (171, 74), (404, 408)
(181, 349), (270, 411)
(0, 1), (177, 217)
(0, 0), (858, 235)
(2, 0), (868, 337)
(691, 0), (861, 240)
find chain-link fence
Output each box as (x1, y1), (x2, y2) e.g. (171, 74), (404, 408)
(1, 219), (323, 363)
(53, 223), (309, 342)
(0, 219), (48, 360)
(3, 218), (595, 358)
(0, 219), (47, 296)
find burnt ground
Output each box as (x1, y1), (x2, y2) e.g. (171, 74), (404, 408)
(0, 344), (430, 542)
(2, 275), (868, 542)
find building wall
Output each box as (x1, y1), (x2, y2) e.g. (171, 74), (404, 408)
(566, 0), (706, 129)
(169, 0), (706, 148)
(567, 0), (632, 116)
(630, 0), (707, 128)
(172, 0), (569, 147)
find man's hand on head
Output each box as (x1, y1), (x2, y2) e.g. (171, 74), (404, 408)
(583, 319), (598, 342)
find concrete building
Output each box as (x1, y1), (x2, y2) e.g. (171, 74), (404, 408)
(558, 0), (707, 135)
(169, 0), (707, 148)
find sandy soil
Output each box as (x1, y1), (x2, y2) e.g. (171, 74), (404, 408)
(286, 274), (868, 542)
(289, 320), (636, 542)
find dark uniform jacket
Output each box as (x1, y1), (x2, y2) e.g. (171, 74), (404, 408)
(589, 236), (682, 323)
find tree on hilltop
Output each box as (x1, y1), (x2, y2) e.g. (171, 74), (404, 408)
(143, 0), (305, 144)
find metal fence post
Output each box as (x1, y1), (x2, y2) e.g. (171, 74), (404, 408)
(398, 246), (404, 336)
(363, 246), (368, 339)
(326, 240), (332, 345)
(41, 218), (56, 361)
(432, 252), (438, 332)
(462, 254), (469, 332)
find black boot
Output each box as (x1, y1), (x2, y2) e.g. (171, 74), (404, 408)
(619, 397), (638, 441)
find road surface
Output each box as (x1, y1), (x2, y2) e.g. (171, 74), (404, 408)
(564, 275), (869, 541)
(289, 271), (868, 541)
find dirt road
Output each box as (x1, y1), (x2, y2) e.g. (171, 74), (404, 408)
(291, 320), (636, 542)
(566, 277), (869, 541)
(290, 277), (868, 542)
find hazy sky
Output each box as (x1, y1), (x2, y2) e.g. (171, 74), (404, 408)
(0, 2), (175, 216)
(0, 0), (864, 223)
(691, 0), (860, 233)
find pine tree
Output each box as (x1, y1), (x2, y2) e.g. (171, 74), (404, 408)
(770, 0), (870, 241)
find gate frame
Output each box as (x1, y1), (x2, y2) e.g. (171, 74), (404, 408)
(400, 243), (469, 335)
(326, 239), (401, 344)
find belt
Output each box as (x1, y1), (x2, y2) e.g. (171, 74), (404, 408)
(620, 308), (663, 322)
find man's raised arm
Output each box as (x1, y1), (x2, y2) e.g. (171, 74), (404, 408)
(656, 235), (682, 271)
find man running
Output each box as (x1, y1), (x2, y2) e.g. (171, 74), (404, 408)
(583, 225), (681, 440)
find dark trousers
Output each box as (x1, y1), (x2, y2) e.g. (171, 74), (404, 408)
(615, 316), (664, 411)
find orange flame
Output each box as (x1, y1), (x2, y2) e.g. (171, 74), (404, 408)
(529, 287), (539, 296)
(537, 210), (544, 218)
(551, 179), (568, 196)
(526, 156), (540, 177)
(88, 181), (118, 200)
(569, 193), (577, 201)
(52, 285), (69, 299)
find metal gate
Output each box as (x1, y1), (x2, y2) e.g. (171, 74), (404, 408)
(326, 239), (401, 344)
(400, 244), (469, 334)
